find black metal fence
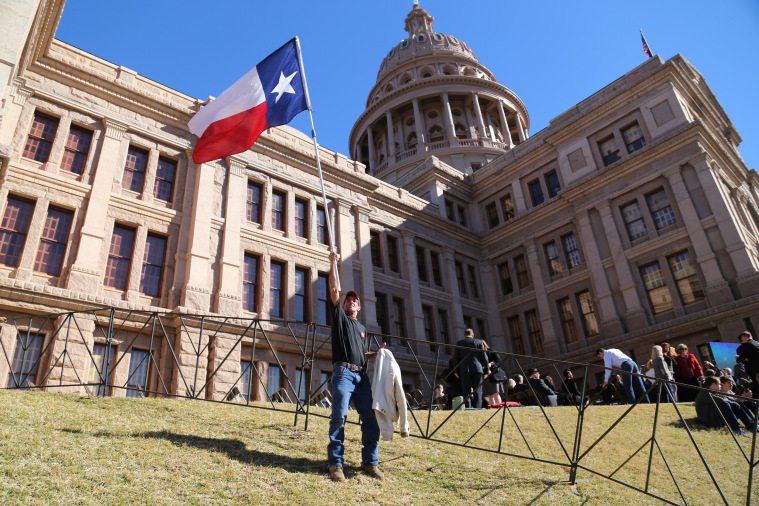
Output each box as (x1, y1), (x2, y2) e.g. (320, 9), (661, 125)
(0, 307), (756, 505)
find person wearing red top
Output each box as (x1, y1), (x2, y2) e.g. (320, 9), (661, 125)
(673, 343), (704, 402)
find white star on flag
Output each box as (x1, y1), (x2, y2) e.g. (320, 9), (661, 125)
(271, 70), (298, 103)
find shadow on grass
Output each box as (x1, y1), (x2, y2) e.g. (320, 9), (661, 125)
(138, 430), (325, 475)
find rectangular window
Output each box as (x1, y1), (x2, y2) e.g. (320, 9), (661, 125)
(667, 251), (705, 305)
(7, 333), (44, 388)
(562, 233), (582, 269)
(457, 205), (467, 226)
(416, 246), (428, 282)
(646, 189), (676, 230)
(267, 364), (282, 400)
(269, 260), (284, 318)
(153, 157), (176, 203)
(90, 343), (115, 396)
(33, 207), (73, 276)
(544, 241), (563, 277)
(316, 205), (328, 245)
(528, 179), (544, 206)
(622, 122), (646, 153)
(123, 146), (148, 193)
(0, 196), (34, 268)
(387, 236), (400, 273)
(293, 267), (308, 322)
(501, 193), (515, 221)
(463, 315), (473, 331)
(392, 297), (407, 345)
(370, 231), (383, 268)
(104, 225), (135, 290)
(454, 261), (466, 296)
(621, 201), (647, 241)
(316, 272), (333, 325)
(557, 297), (579, 344)
(577, 290), (600, 337)
(525, 310), (543, 354)
(247, 182), (262, 224)
(294, 198), (307, 238)
(240, 360), (254, 401)
(640, 261), (673, 314)
(271, 190), (286, 232)
(545, 170), (561, 198)
(507, 316), (524, 355)
(61, 125), (92, 175)
(514, 254), (530, 289)
(126, 349), (149, 398)
(430, 251), (442, 286)
(375, 292), (389, 336)
(23, 112), (58, 163)
(599, 136), (620, 166)
(444, 199), (455, 221)
(498, 262), (513, 296)
(437, 309), (450, 348)
(476, 319), (487, 342)
(243, 254), (259, 312)
(486, 202), (499, 228)
(422, 305), (436, 352)
(467, 264), (479, 298)
(140, 233), (166, 297)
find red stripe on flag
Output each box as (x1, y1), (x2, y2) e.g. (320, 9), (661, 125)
(192, 102), (269, 164)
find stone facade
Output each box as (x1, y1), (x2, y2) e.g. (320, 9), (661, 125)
(0, 1), (758, 398)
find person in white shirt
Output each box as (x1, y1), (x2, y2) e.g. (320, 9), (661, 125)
(596, 348), (651, 404)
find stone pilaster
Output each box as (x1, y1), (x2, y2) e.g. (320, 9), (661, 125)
(353, 204), (378, 330)
(400, 230), (424, 350)
(43, 314), (96, 395)
(442, 247), (465, 338)
(13, 197), (47, 281)
(524, 239), (561, 356)
(497, 100), (514, 149)
(216, 157), (246, 315)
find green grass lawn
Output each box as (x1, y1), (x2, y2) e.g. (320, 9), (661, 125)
(0, 390), (756, 505)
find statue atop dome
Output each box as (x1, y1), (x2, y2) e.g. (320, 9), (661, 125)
(404, 3), (433, 37)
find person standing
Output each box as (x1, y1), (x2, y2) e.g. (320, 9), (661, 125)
(673, 344), (704, 402)
(737, 331), (759, 394)
(597, 348), (650, 404)
(455, 328), (489, 408)
(649, 345), (676, 402)
(326, 252), (382, 482)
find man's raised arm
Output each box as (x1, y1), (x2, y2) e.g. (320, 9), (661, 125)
(328, 251), (340, 306)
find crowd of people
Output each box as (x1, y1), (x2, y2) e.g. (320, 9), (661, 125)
(434, 328), (759, 435)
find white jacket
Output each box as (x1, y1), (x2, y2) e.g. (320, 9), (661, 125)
(368, 348), (410, 441)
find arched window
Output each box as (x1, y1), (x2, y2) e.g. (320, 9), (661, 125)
(407, 132), (418, 149)
(454, 123), (467, 139)
(429, 125), (444, 142)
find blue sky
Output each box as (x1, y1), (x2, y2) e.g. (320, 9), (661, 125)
(56, 1), (759, 170)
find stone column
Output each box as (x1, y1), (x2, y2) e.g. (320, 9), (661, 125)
(497, 101), (515, 149)
(524, 240), (561, 356)
(516, 113), (527, 142)
(385, 110), (395, 165)
(666, 167), (733, 304)
(216, 157), (246, 315)
(400, 230), (424, 349)
(472, 93), (487, 139)
(366, 127), (375, 174)
(512, 180), (527, 214)
(692, 154), (759, 295)
(596, 200), (647, 329)
(125, 225), (148, 301)
(441, 93), (456, 141)
(480, 261), (506, 349)
(141, 148), (160, 204)
(67, 118), (128, 293)
(576, 211), (624, 337)
(353, 204), (378, 331)
(442, 247), (465, 337)
(178, 154), (216, 311)
(412, 98), (426, 150)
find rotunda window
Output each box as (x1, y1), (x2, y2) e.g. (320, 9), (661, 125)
(400, 73), (413, 85)
(416, 34), (426, 42)
(405, 117), (415, 127)
(429, 125), (444, 142)
(442, 64), (456, 75)
(407, 133), (418, 149)
(449, 35), (459, 45)
(451, 108), (462, 117)
(463, 67), (477, 77)
(454, 123), (467, 139)
(420, 66), (434, 78)
(426, 111), (438, 119)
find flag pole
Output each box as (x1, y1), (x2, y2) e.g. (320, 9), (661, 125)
(294, 36), (340, 289)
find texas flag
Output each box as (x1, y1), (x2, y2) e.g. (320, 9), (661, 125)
(189, 38), (308, 164)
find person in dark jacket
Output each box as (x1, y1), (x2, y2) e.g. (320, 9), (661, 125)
(455, 328), (489, 408)
(560, 368), (583, 405)
(737, 331), (759, 394)
(526, 368), (558, 407)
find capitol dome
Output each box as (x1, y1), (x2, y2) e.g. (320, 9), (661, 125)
(350, 3), (530, 186)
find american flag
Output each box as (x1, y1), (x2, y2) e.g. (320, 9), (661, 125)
(640, 30), (653, 58)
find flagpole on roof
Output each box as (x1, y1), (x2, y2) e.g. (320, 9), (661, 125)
(294, 36), (341, 289)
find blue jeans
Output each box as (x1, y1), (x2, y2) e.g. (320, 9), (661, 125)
(620, 361), (650, 404)
(327, 364), (379, 467)
(719, 399), (756, 431)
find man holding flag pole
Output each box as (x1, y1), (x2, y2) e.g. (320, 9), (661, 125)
(187, 37), (382, 483)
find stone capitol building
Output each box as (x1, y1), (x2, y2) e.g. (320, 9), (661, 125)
(0, 0), (758, 400)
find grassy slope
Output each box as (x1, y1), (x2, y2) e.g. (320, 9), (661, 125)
(0, 390), (756, 505)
